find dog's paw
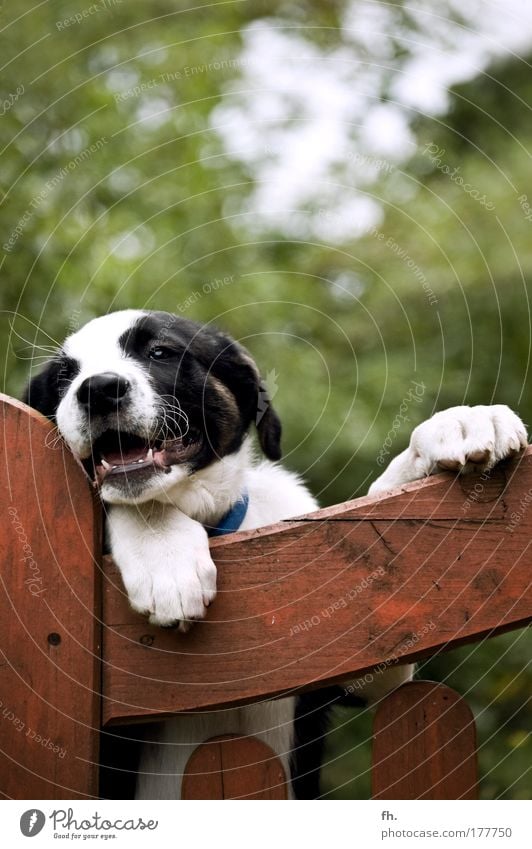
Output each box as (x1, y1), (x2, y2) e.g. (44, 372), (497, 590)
(127, 547), (217, 632)
(409, 404), (527, 476)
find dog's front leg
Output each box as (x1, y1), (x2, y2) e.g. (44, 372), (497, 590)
(349, 404), (528, 704)
(369, 404), (527, 495)
(107, 503), (217, 631)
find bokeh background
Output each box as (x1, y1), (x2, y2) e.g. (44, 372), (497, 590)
(1, 0), (530, 798)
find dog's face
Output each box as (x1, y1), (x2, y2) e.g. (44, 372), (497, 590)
(24, 310), (281, 504)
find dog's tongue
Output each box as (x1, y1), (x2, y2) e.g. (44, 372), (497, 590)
(102, 442), (194, 468)
(103, 446), (147, 466)
(94, 435), (201, 487)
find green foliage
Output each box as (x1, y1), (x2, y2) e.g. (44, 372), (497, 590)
(1, 1), (530, 799)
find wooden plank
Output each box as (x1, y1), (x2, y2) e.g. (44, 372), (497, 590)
(181, 735), (288, 799)
(103, 449), (532, 724)
(372, 681), (478, 799)
(300, 461), (512, 522)
(0, 395), (101, 799)
(181, 737), (224, 800)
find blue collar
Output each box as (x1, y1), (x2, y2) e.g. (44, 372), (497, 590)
(206, 492), (250, 537)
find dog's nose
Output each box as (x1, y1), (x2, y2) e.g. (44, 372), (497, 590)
(77, 372), (130, 413)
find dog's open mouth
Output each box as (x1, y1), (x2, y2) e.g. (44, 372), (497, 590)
(86, 429), (202, 486)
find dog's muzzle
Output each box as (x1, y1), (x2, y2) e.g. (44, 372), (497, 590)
(71, 371), (202, 489)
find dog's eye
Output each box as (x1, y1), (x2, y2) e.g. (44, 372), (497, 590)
(149, 346), (174, 360)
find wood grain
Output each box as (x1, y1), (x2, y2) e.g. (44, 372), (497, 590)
(1, 393), (529, 803)
(373, 681), (478, 799)
(0, 395), (101, 799)
(181, 735), (288, 799)
(103, 449), (532, 724)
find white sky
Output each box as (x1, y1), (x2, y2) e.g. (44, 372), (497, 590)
(211, 0), (532, 242)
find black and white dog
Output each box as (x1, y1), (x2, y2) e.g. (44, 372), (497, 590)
(24, 309), (528, 799)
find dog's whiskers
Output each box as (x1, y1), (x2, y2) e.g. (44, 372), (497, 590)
(9, 320), (61, 357)
(14, 352), (57, 363)
(163, 409), (189, 435)
(152, 416), (177, 443)
(154, 397), (190, 442)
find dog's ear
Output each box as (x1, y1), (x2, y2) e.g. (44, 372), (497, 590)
(194, 330), (283, 461)
(22, 360), (62, 420)
(255, 377), (282, 461)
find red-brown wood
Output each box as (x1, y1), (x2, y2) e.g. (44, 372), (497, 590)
(0, 395), (101, 799)
(372, 681), (478, 799)
(0, 393), (528, 802)
(181, 735), (288, 799)
(102, 452), (532, 724)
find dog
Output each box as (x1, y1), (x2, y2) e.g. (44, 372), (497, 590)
(24, 309), (528, 799)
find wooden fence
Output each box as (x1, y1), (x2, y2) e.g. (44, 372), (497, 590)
(0, 394), (530, 799)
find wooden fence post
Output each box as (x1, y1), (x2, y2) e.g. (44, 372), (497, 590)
(1, 393), (530, 800)
(0, 396), (101, 799)
(182, 735), (288, 799)
(372, 681), (478, 799)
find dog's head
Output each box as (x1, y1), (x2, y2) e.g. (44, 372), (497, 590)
(24, 310), (281, 504)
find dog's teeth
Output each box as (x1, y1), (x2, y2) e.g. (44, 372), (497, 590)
(101, 458), (111, 470)
(147, 448), (154, 462)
